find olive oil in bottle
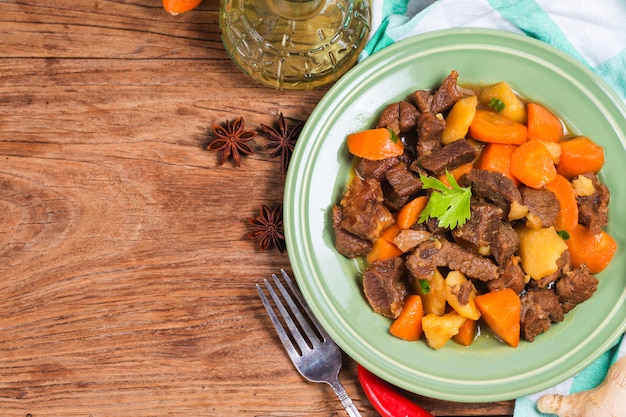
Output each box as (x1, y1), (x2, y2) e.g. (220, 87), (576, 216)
(219, 0), (370, 90)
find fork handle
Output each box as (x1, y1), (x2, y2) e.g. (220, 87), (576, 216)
(331, 380), (363, 417)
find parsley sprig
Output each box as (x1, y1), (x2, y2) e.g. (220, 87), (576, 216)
(418, 171), (472, 229)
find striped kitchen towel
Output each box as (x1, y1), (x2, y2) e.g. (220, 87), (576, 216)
(361, 0), (626, 415)
(361, 0), (626, 103)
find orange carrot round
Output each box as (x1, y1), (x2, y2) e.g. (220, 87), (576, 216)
(476, 143), (520, 186)
(389, 295), (424, 341)
(469, 110), (528, 145)
(475, 288), (520, 348)
(545, 174), (579, 232)
(347, 128), (404, 160)
(453, 318), (476, 346)
(163, 0), (203, 14)
(565, 224), (617, 274)
(510, 139), (557, 188)
(396, 196), (428, 229)
(527, 102), (564, 142)
(367, 236), (402, 263)
(556, 136), (605, 179)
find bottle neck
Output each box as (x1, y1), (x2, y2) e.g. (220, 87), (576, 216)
(267, 0), (325, 19)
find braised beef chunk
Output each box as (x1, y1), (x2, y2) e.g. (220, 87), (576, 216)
(556, 264), (598, 313)
(381, 181), (410, 212)
(362, 257), (407, 319)
(420, 139), (478, 176)
(527, 289), (564, 323)
(406, 238), (499, 281)
(491, 221), (520, 266)
(415, 111), (444, 157)
(409, 89), (433, 113)
(430, 70), (463, 114)
(384, 162), (423, 198)
(332, 206), (373, 258)
(487, 257), (525, 294)
(376, 101), (419, 134)
(521, 187), (559, 228)
(464, 169), (523, 216)
(337, 177), (395, 241)
(520, 293), (552, 342)
(577, 173), (610, 234)
(452, 203), (503, 254)
(357, 157), (400, 180)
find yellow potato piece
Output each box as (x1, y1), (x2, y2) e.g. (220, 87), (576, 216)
(441, 95), (478, 145)
(479, 81), (527, 123)
(444, 271), (481, 320)
(416, 268), (447, 316)
(422, 312), (467, 350)
(516, 225), (568, 280)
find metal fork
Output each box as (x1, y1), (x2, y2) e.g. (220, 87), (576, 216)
(257, 270), (362, 417)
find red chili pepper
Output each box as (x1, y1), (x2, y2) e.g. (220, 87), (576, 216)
(357, 364), (435, 417)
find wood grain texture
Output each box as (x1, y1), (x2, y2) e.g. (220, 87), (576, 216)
(0, 1), (514, 415)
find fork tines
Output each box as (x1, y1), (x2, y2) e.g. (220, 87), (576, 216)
(256, 270), (326, 359)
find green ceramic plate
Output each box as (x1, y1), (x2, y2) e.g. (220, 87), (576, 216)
(284, 28), (626, 402)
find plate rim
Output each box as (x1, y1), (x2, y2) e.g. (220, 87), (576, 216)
(284, 27), (626, 402)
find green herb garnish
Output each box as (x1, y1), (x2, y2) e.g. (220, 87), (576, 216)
(418, 279), (431, 294)
(557, 230), (570, 240)
(418, 171), (472, 229)
(488, 98), (506, 113)
(388, 129), (399, 143)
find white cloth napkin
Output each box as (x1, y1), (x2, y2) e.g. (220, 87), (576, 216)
(361, 0), (626, 415)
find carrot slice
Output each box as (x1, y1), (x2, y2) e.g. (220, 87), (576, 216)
(163, 0), (203, 14)
(556, 136), (605, 179)
(468, 110), (528, 145)
(475, 143), (520, 186)
(438, 163), (474, 187)
(389, 295), (424, 341)
(475, 289), (521, 348)
(565, 224), (617, 274)
(395, 196), (428, 229)
(510, 139), (557, 188)
(545, 174), (579, 232)
(367, 236), (402, 263)
(347, 128), (404, 160)
(527, 102), (564, 142)
(453, 319), (477, 346)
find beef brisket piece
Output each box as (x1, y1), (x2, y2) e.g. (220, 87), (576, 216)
(362, 257), (407, 319)
(521, 187), (560, 228)
(420, 139), (478, 176)
(357, 157), (400, 180)
(487, 256), (526, 294)
(491, 221), (520, 266)
(384, 162), (423, 198)
(332, 205), (372, 258)
(415, 111), (444, 157)
(406, 238), (499, 282)
(409, 89), (433, 113)
(556, 264), (598, 313)
(520, 293), (552, 342)
(452, 202), (503, 255)
(577, 173), (610, 234)
(526, 289), (564, 323)
(337, 177), (395, 241)
(376, 100), (419, 134)
(430, 70), (463, 114)
(464, 169), (523, 218)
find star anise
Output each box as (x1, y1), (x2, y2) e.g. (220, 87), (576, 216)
(247, 203), (286, 253)
(208, 116), (257, 167)
(261, 113), (304, 173)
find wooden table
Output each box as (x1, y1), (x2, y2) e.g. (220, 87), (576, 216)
(0, 1), (515, 415)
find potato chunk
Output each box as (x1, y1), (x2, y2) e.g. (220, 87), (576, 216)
(422, 312), (467, 350)
(416, 268), (446, 316)
(444, 271), (481, 320)
(478, 81), (527, 123)
(516, 225), (568, 280)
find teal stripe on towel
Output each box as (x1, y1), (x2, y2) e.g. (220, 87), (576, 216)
(595, 49), (626, 101)
(488, 0), (589, 67)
